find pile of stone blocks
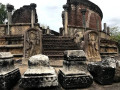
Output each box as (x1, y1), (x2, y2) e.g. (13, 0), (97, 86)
(88, 57), (116, 85)
(58, 50), (93, 89)
(20, 54), (58, 88)
(0, 52), (21, 90)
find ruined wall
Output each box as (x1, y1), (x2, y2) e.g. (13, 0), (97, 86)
(12, 5), (38, 23)
(67, 4), (102, 30)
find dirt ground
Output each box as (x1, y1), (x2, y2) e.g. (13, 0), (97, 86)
(11, 63), (120, 90)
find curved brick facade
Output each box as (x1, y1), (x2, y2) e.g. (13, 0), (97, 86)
(64, 0), (103, 31)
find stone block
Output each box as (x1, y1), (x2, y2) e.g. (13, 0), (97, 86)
(58, 70), (93, 89)
(88, 61), (115, 85)
(20, 54), (58, 88)
(64, 50), (86, 61)
(58, 50), (93, 89)
(0, 52), (21, 90)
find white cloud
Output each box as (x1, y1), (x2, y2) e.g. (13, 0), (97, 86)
(1, 0), (120, 31)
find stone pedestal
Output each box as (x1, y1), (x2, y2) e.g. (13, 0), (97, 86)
(20, 54), (58, 88)
(58, 50), (93, 89)
(88, 57), (116, 85)
(0, 52), (21, 90)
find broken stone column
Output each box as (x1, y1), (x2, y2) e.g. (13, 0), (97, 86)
(63, 4), (69, 36)
(88, 57), (116, 85)
(107, 27), (110, 35)
(103, 23), (107, 33)
(0, 52), (21, 90)
(46, 26), (50, 35)
(7, 4), (14, 35)
(30, 3), (36, 28)
(58, 50), (93, 89)
(20, 54), (58, 88)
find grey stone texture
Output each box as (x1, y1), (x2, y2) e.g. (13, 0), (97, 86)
(88, 57), (116, 85)
(58, 50), (93, 89)
(20, 54), (58, 88)
(0, 52), (21, 90)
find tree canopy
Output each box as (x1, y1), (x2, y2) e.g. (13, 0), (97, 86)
(0, 3), (7, 24)
(110, 26), (120, 52)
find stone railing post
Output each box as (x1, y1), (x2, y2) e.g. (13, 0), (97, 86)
(7, 4), (14, 35)
(30, 3), (36, 28)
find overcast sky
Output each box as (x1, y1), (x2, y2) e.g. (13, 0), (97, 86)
(1, 0), (120, 31)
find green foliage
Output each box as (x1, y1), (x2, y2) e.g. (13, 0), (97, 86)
(110, 26), (120, 41)
(0, 3), (7, 24)
(110, 26), (120, 52)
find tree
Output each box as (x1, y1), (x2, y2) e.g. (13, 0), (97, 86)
(110, 26), (120, 52)
(0, 3), (7, 24)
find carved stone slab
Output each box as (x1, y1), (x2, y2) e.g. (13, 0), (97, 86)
(24, 28), (42, 58)
(84, 30), (101, 61)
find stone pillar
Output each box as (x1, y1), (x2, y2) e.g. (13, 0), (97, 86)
(30, 3), (36, 28)
(46, 26), (50, 35)
(107, 27), (110, 35)
(103, 23), (107, 33)
(63, 4), (68, 36)
(81, 9), (87, 32)
(7, 4), (14, 35)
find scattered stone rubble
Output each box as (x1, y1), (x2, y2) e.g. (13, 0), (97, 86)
(58, 50), (93, 89)
(88, 57), (117, 85)
(20, 54), (58, 88)
(0, 52), (21, 90)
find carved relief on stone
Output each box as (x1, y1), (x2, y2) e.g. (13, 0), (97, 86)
(24, 28), (42, 58)
(84, 30), (101, 61)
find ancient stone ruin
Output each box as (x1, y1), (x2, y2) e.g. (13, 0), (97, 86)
(20, 54), (58, 88)
(58, 50), (93, 89)
(0, 52), (21, 90)
(0, 0), (120, 89)
(24, 28), (42, 58)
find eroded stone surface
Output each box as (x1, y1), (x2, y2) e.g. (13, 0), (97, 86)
(88, 57), (116, 85)
(58, 50), (93, 89)
(0, 52), (21, 90)
(20, 54), (58, 88)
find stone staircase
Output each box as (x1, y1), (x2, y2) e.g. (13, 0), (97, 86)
(42, 35), (79, 67)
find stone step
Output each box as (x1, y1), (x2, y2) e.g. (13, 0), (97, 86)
(48, 56), (64, 60)
(43, 51), (64, 55)
(43, 46), (78, 50)
(50, 60), (63, 67)
(0, 44), (23, 48)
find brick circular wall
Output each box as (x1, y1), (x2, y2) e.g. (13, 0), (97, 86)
(66, 0), (103, 31)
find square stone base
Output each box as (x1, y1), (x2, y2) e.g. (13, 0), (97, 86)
(58, 70), (93, 89)
(0, 68), (21, 90)
(20, 68), (58, 88)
